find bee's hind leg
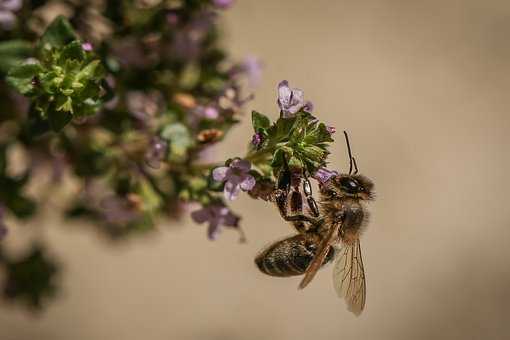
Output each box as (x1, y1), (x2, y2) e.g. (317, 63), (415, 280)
(273, 188), (319, 233)
(273, 156), (319, 232)
(303, 172), (320, 217)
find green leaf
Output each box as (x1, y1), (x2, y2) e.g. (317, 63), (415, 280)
(271, 148), (285, 169)
(252, 111), (271, 132)
(75, 60), (101, 82)
(137, 180), (162, 213)
(161, 123), (194, 161)
(59, 40), (85, 62)
(267, 116), (297, 142)
(38, 16), (78, 50)
(288, 156), (303, 170)
(48, 106), (73, 132)
(6, 62), (43, 95)
(0, 40), (33, 74)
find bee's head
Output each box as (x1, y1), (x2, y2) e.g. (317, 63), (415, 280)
(320, 131), (375, 201)
(322, 174), (374, 201)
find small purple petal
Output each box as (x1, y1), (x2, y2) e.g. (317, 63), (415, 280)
(82, 42), (93, 51)
(192, 204), (240, 240)
(203, 106), (219, 119)
(213, 0), (234, 9)
(0, 11), (15, 29)
(287, 89), (304, 114)
(251, 132), (263, 146)
(191, 208), (210, 224)
(239, 175), (256, 191)
(242, 56), (263, 87)
(277, 80), (292, 110)
(2, 0), (22, 11)
(326, 126), (336, 134)
(224, 181), (241, 200)
(303, 101), (314, 113)
(277, 80), (307, 117)
(212, 166), (229, 182)
(207, 221), (221, 240)
(222, 212), (240, 227)
(313, 167), (339, 184)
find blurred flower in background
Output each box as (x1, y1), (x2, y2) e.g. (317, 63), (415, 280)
(0, 0), (21, 30)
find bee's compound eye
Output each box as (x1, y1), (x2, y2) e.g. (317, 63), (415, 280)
(340, 177), (360, 194)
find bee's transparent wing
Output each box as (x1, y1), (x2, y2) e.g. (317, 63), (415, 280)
(333, 240), (366, 316)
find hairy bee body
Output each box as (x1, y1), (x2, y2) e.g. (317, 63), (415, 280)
(320, 196), (369, 244)
(255, 131), (375, 315)
(255, 233), (335, 277)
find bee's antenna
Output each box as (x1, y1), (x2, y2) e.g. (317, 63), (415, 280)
(343, 131), (356, 175)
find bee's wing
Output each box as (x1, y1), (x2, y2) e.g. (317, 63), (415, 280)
(332, 240), (366, 316)
(298, 222), (341, 289)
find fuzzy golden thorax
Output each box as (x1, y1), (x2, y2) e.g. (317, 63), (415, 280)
(319, 174), (375, 202)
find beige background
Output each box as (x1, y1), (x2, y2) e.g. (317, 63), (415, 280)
(1, 0), (510, 339)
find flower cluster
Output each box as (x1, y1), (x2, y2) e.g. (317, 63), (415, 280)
(201, 80), (338, 237)
(0, 0), (259, 310)
(0, 0), (340, 314)
(6, 17), (105, 131)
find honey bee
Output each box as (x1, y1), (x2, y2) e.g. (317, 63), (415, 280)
(255, 131), (374, 315)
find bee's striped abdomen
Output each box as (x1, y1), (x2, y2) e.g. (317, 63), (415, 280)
(255, 234), (334, 277)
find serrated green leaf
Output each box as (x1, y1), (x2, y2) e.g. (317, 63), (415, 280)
(38, 16), (78, 50)
(161, 123), (194, 161)
(59, 40), (85, 62)
(251, 111), (271, 132)
(288, 156), (303, 170)
(75, 60), (101, 82)
(6, 62), (43, 95)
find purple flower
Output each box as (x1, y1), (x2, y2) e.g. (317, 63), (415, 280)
(191, 204), (240, 240)
(327, 126), (336, 134)
(82, 42), (93, 51)
(0, 0), (21, 30)
(242, 56), (262, 87)
(213, 159), (256, 200)
(313, 167), (339, 184)
(212, 0), (234, 10)
(195, 105), (219, 120)
(145, 136), (168, 169)
(277, 80), (313, 117)
(251, 132), (263, 147)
